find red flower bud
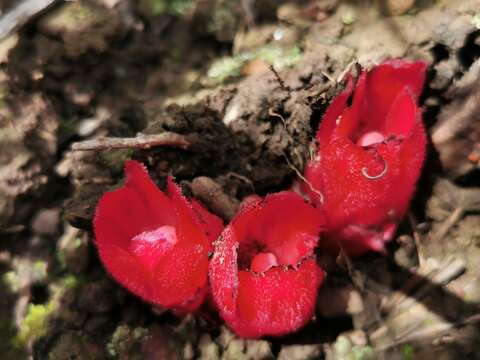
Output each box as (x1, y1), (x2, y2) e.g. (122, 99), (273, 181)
(94, 160), (223, 311)
(302, 60), (428, 256)
(209, 192), (325, 338)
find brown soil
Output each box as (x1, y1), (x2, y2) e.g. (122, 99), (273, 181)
(0, 0), (479, 359)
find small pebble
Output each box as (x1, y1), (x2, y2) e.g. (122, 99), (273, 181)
(31, 208), (60, 235)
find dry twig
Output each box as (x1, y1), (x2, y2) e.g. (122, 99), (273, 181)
(431, 206), (465, 242)
(71, 133), (192, 151)
(407, 213), (426, 268)
(374, 314), (480, 353)
(0, 0), (57, 40)
(269, 65), (288, 91)
(382, 257), (466, 315)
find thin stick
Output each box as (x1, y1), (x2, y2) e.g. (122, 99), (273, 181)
(269, 65), (288, 91)
(431, 206), (465, 242)
(337, 60), (358, 83)
(408, 213), (426, 268)
(283, 153), (324, 204)
(383, 257), (466, 316)
(0, 0), (57, 40)
(374, 314), (480, 353)
(71, 132), (192, 151)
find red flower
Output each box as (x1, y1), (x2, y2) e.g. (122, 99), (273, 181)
(302, 60), (428, 256)
(209, 192), (325, 338)
(94, 160), (223, 311)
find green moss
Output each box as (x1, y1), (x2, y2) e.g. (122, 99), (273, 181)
(41, 2), (98, 32)
(472, 13), (480, 29)
(107, 325), (149, 358)
(0, 81), (9, 109)
(63, 275), (80, 289)
(207, 45), (303, 84)
(14, 276), (80, 347)
(341, 9), (356, 25)
(48, 331), (94, 360)
(100, 149), (134, 173)
(208, 0), (238, 38)
(351, 346), (375, 360)
(141, 0), (167, 15)
(169, 0), (194, 15)
(334, 336), (375, 360)
(264, 46), (302, 69)
(139, 0), (194, 17)
(2, 271), (18, 293)
(15, 303), (55, 346)
(207, 57), (244, 82)
(2, 260), (48, 293)
(423, 317), (434, 326)
(402, 345), (415, 360)
(33, 261), (48, 278)
(57, 236), (84, 270)
(334, 336), (352, 355)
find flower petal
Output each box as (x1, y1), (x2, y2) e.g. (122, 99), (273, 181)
(124, 160), (175, 226)
(94, 161), (212, 310)
(191, 199), (224, 243)
(303, 60), (428, 256)
(226, 192), (323, 267)
(209, 192), (325, 338)
(317, 74), (356, 142)
(362, 60), (427, 132)
(209, 226), (239, 319)
(151, 239), (209, 307)
(255, 192), (323, 266)
(144, 177), (211, 307)
(97, 243), (153, 301)
(95, 187), (153, 249)
(383, 86), (418, 138)
(234, 259), (324, 338)
(334, 72), (367, 140)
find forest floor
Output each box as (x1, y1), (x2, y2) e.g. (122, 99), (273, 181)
(0, 0), (479, 359)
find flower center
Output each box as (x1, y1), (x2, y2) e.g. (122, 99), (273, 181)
(130, 226), (177, 271)
(356, 131), (385, 147)
(250, 252), (278, 273)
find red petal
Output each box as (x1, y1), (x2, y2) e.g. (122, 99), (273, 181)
(129, 225), (177, 271)
(173, 285), (209, 314)
(94, 161), (210, 310)
(151, 239), (209, 307)
(218, 259), (324, 338)
(371, 59), (428, 99)
(304, 60), (428, 256)
(334, 72), (367, 140)
(191, 199), (224, 243)
(383, 86), (417, 138)
(209, 192), (325, 338)
(209, 226), (239, 319)
(305, 118), (426, 256)
(124, 161), (175, 226)
(362, 60), (427, 132)
(317, 74), (356, 142)
(256, 192), (324, 266)
(209, 224), (324, 338)
(95, 188), (154, 249)
(143, 177), (211, 307)
(231, 192), (324, 267)
(96, 243), (153, 300)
